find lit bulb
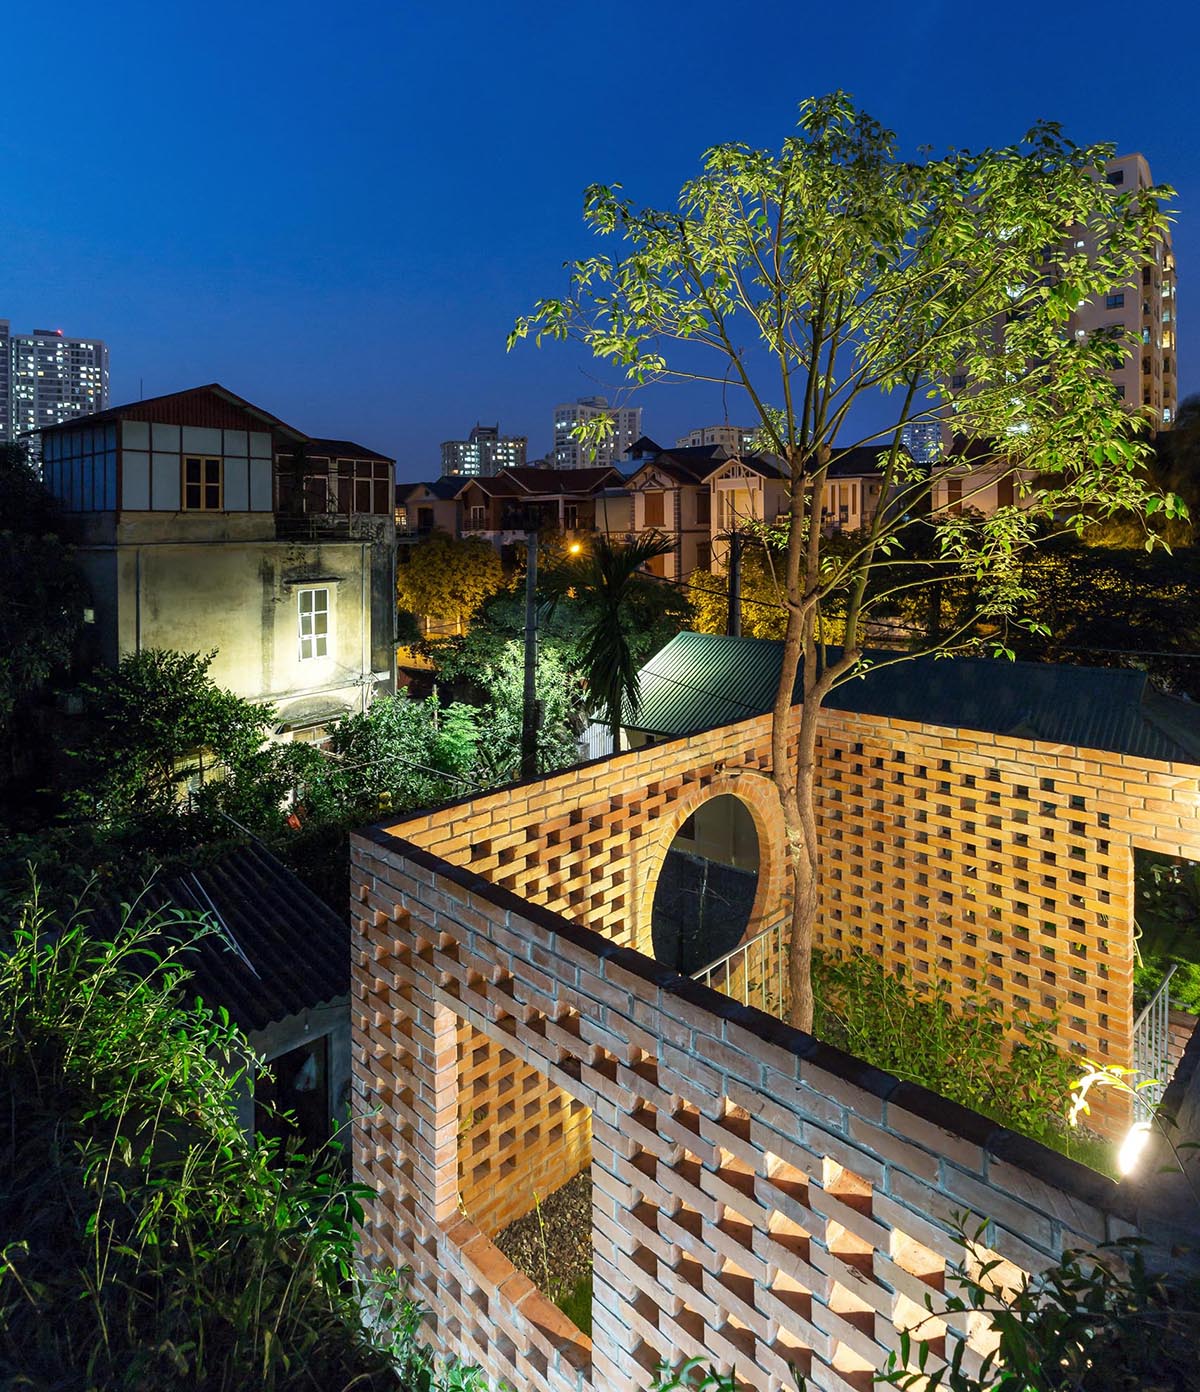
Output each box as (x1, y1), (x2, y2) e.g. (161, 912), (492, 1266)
(1117, 1120), (1153, 1176)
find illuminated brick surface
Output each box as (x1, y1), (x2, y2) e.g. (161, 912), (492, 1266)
(350, 704), (1200, 1390)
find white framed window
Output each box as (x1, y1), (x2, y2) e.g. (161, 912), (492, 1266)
(298, 587), (329, 660)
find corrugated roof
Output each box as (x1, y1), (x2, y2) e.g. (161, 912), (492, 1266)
(629, 631), (1200, 764)
(283, 437), (394, 464)
(40, 383), (308, 442)
(146, 844), (348, 1033)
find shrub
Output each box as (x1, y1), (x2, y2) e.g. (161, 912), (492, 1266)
(812, 949), (1092, 1163)
(0, 878), (476, 1392)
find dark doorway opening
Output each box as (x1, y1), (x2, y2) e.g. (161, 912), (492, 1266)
(255, 1034), (331, 1152)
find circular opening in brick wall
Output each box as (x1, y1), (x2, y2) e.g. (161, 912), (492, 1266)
(650, 793), (760, 974)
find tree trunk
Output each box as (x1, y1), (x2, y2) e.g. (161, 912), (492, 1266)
(770, 458), (827, 1035)
(775, 676), (824, 1033)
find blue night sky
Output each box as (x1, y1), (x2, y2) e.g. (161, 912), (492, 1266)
(5, 0), (1197, 480)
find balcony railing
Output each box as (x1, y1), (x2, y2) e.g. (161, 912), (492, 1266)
(275, 512), (393, 543)
(692, 922), (786, 1019)
(1132, 963), (1178, 1118)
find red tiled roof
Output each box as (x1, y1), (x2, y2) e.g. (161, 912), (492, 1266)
(502, 465), (622, 494)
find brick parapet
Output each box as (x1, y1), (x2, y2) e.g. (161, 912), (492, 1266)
(350, 824), (1191, 1392)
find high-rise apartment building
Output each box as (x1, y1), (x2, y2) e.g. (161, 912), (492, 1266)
(441, 423), (527, 478)
(947, 154), (1177, 432)
(553, 396), (641, 470)
(0, 322), (109, 448)
(675, 424), (758, 453)
(1066, 154), (1177, 427)
(900, 421), (942, 466)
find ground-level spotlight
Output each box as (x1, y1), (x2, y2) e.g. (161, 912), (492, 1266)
(1117, 1119), (1153, 1176)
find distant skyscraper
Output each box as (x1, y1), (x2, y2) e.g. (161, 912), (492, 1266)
(1066, 154), (1177, 427)
(900, 421), (942, 466)
(553, 396), (641, 469)
(675, 424), (758, 454)
(0, 322), (109, 448)
(948, 153), (1177, 430)
(441, 423), (527, 478)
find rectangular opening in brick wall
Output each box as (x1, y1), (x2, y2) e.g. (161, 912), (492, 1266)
(457, 1016), (595, 1338)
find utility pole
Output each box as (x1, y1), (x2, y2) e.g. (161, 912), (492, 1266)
(726, 528), (742, 638)
(520, 527), (539, 779)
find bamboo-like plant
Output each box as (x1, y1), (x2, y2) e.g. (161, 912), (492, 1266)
(0, 876), (482, 1392)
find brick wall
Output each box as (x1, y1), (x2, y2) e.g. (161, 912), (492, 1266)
(351, 828), (1185, 1392)
(457, 1024), (592, 1236)
(1168, 1009), (1198, 1076)
(382, 706), (1200, 1123)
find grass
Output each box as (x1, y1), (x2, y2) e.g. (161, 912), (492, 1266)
(556, 1274), (593, 1338)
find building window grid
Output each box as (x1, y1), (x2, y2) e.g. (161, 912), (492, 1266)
(298, 588), (330, 661)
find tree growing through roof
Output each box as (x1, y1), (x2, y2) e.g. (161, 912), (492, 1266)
(512, 93), (1182, 1030)
(396, 531), (505, 635)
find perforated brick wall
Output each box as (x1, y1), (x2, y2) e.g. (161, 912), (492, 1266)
(351, 826), (1177, 1392)
(382, 706), (1200, 1117)
(457, 1024), (592, 1237)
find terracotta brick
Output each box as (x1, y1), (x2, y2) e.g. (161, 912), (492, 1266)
(351, 704), (1191, 1392)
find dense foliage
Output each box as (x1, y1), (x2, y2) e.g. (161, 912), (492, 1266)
(1134, 850), (1200, 1013)
(687, 548), (788, 641)
(0, 443), (89, 792)
(65, 648), (292, 838)
(812, 950), (1094, 1165)
(396, 532), (504, 633)
(0, 881), (479, 1392)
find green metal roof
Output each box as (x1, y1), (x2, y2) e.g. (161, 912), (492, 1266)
(628, 631), (1200, 765)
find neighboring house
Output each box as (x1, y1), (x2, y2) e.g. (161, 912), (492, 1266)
(928, 436), (1047, 517)
(625, 440), (892, 579)
(40, 384), (396, 741)
(704, 451), (790, 570)
(819, 446), (890, 533)
(395, 478), (462, 541)
(625, 438), (720, 579)
(137, 844), (350, 1150)
(457, 465), (626, 551)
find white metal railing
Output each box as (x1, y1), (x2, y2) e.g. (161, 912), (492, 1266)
(1132, 963), (1178, 1116)
(692, 921), (785, 1018)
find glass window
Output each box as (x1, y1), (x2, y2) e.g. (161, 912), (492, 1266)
(183, 456), (222, 510)
(298, 588), (329, 660)
(1105, 292), (1125, 309)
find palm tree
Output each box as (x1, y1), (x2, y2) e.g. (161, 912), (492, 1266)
(572, 532), (674, 753)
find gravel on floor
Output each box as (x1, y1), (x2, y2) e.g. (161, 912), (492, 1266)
(493, 1170), (592, 1302)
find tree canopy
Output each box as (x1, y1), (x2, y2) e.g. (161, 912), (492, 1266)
(514, 92), (1181, 1028)
(0, 443), (88, 733)
(396, 531), (504, 633)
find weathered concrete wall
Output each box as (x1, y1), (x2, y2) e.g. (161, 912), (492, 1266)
(351, 828), (1193, 1392)
(74, 528), (380, 716)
